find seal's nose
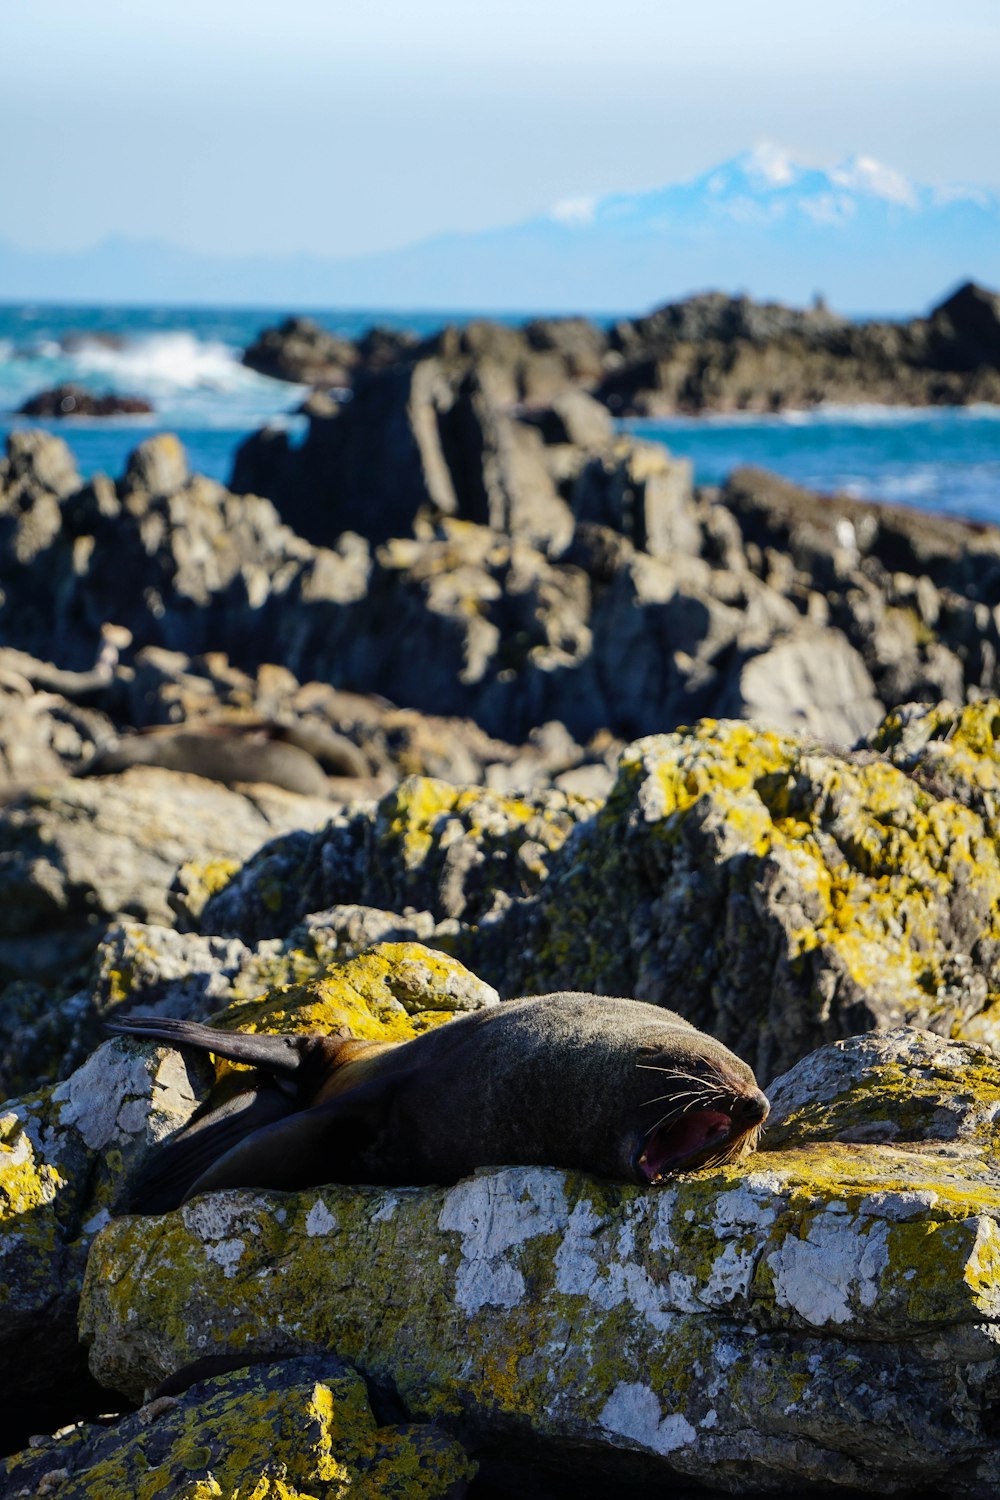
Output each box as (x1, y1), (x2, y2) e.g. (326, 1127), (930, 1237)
(734, 1091), (770, 1126)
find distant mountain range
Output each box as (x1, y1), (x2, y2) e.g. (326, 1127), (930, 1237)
(2, 146), (998, 315)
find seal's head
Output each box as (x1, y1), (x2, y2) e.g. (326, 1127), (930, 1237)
(372, 992), (771, 1189)
(630, 1033), (770, 1184)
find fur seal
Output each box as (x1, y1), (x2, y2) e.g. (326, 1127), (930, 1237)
(80, 723), (332, 796)
(79, 718), (369, 795)
(109, 995), (769, 1214)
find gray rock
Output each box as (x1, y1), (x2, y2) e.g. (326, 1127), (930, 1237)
(734, 627), (884, 743)
(123, 434), (189, 498)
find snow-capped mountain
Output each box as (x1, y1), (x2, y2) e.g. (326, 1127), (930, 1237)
(1, 147), (997, 313)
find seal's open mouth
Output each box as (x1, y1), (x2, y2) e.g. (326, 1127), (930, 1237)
(635, 1108), (744, 1183)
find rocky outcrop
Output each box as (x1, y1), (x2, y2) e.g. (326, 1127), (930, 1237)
(4, 706), (1000, 1487)
(8, 700), (1000, 1102)
(241, 280), (1000, 419)
(599, 281), (1000, 414)
(3, 424), (1000, 759)
(242, 315), (414, 385)
(75, 1026), (1000, 1496)
(233, 357), (585, 550)
(15, 384), (154, 418)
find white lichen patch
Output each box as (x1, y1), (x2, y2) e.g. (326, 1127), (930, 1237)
(204, 1237), (247, 1278)
(52, 1044), (155, 1150)
(711, 1178), (783, 1232)
(768, 1210), (890, 1326)
(83, 1208), (113, 1236)
(599, 1381), (697, 1456)
(439, 1168), (567, 1312)
(305, 1199), (339, 1237)
(52, 1041), (199, 1151)
(180, 1192), (261, 1268)
(553, 1198), (605, 1296)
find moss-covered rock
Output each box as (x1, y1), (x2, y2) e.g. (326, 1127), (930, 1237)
(81, 1111), (1000, 1492)
(199, 775), (596, 944)
(206, 940), (497, 1048)
(0, 1036), (207, 1446)
(1, 1356), (475, 1499)
(3, 912), (483, 1101)
(499, 716), (1000, 1080)
(170, 708), (1000, 1086)
(763, 1026), (1000, 1150)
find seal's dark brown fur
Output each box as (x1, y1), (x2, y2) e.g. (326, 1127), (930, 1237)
(110, 994), (769, 1213)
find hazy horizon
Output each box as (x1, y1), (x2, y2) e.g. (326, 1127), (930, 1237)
(4, 0), (998, 263)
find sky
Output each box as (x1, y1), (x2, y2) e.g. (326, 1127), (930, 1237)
(4, 0), (999, 258)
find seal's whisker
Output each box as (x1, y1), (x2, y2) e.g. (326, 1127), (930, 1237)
(637, 1066), (721, 1083)
(638, 1058), (733, 1090)
(640, 1086), (715, 1108)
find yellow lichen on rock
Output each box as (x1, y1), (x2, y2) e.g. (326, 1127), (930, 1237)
(0, 1107), (67, 1223)
(1, 1358), (475, 1499)
(210, 942), (497, 1068)
(513, 714), (1000, 1076)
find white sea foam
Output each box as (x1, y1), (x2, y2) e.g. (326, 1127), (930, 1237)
(70, 332), (257, 394)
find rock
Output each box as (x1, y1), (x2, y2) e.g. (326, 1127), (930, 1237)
(122, 433), (189, 497)
(599, 283), (1000, 414)
(234, 358), (575, 551)
(764, 1027), (1000, 1148)
(1, 1357), (476, 1498)
(718, 466), (1000, 712)
(570, 438), (697, 558)
(79, 1024), (1000, 1495)
(197, 775), (596, 944)
(0, 1033), (208, 1450)
(2, 428), (81, 499)
(731, 626), (883, 741)
(0, 672), (113, 787)
(16, 384), (154, 418)
(930, 281), (1000, 369)
(103, 704), (1000, 1090)
(2, 426), (999, 761)
(0, 922), (252, 1100)
(242, 315), (359, 385)
(524, 315), (609, 381)
(518, 388), (614, 448)
(0, 765), (334, 986)
(495, 712), (1000, 1081)
(244, 282), (1000, 423)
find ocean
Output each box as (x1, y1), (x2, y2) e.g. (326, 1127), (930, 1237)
(1, 302), (998, 526)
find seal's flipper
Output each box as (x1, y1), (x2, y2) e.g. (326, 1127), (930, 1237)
(123, 1083), (297, 1215)
(107, 1014), (314, 1077)
(182, 1082), (398, 1201)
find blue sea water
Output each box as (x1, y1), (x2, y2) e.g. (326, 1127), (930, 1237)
(627, 407), (1000, 526)
(1, 302), (998, 526)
